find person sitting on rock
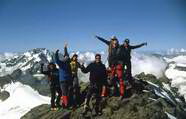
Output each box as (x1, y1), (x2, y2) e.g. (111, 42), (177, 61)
(55, 43), (73, 108)
(118, 38), (147, 85)
(81, 54), (107, 116)
(70, 54), (82, 107)
(40, 62), (62, 111)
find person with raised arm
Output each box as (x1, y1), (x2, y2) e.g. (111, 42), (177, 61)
(95, 35), (124, 97)
(118, 38), (147, 85)
(55, 43), (73, 108)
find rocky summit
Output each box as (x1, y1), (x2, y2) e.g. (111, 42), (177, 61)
(21, 73), (186, 119)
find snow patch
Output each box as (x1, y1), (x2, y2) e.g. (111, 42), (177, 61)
(165, 55), (186, 100)
(0, 82), (50, 119)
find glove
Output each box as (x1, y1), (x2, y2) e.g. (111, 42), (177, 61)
(56, 49), (59, 53)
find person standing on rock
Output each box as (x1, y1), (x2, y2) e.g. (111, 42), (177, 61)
(81, 54), (107, 116)
(40, 62), (62, 111)
(95, 35), (119, 67)
(118, 39), (147, 85)
(55, 43), (73, 108)
(95, 35), (125, 98)
(70, 54), (82, 107)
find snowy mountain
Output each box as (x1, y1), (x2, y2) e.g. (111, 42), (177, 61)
(0, 48), (53, 77)
(167, 48), (186, 56)
(0, 48), (186, 119)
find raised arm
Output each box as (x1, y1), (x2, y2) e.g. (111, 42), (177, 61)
(55, 50), (62, 65)
(95, 35), (110, 45)
(130, 42), (147, 49)
(64, 43), (69, 57)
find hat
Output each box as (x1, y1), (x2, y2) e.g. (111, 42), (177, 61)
(124, 38), (130, 43)
(111, 36), (117, 40)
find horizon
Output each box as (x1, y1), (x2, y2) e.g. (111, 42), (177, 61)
(1, 47), (186, 56)
(0, 0), (186, 52)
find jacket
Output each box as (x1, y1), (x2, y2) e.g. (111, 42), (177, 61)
(55, 47), (72, 81)
(81, 62), (107, 86)
(40, 65), (60, 87)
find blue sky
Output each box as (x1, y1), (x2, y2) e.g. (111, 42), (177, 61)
(0, 0), (186, 52)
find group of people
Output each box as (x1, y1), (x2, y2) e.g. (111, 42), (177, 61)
(40, 35), (147, 115)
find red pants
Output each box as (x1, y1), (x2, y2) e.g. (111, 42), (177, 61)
(111, 64), (125, 96)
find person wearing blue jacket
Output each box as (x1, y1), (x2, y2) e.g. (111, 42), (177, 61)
(55, 44), (73, 108)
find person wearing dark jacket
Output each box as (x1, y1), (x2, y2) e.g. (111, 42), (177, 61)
(118, 39), (147, 84)
(81, 54), (107, 116)
(40, 63), (62, 111)
(95, 35), (124, 97)
(55, 44), (73, 108)
(95, 35), (119, 67)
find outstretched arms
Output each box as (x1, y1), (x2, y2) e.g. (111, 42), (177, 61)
(130, 42), (147, 49)
(95, 35), (110, 45)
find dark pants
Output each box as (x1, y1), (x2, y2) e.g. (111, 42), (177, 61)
(124, 61), (133, 85)
(50, 85), (62, 108)
(72, 75), (80, 106)
(85, 84), (102, 112)
(61, 80), (73, 106)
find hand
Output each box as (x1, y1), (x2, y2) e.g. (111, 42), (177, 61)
(81, 63), (85, 68)
(143, 42), (147, 46)
(64, 56), (68, 59)
(64, 43), (68, 48)
(56, 49), (60, 53)
(107, 67), (111, 71)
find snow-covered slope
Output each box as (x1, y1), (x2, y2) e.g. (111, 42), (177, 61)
(165, 55), (186, 99)
(0, 82), (50, 119)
